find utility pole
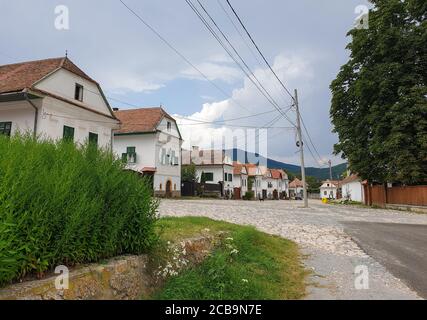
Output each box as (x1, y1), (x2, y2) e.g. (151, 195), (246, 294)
(328, 159), (333, 180)
(294, 89), (308, 208)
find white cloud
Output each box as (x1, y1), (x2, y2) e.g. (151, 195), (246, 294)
(181, 61), (241, 84)
(175, 52), (318, 166)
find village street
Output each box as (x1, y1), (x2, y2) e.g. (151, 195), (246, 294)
(159, 199), (427, 300)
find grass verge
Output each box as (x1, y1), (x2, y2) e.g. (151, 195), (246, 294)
(151, 217), (308, 300)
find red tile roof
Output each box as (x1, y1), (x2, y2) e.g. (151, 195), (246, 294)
(270, 169), (282, 179)
(233, 162), (247, 175)
(114, 107), (175, 134)
(244, 163), (262, 176)
(289, 178), (305, 188)
(0, 57), (97, 94)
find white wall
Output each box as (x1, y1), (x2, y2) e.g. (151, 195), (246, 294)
(154, 129), (181, 192)
(196, 166), (223, 184)
(113, 134), (156, 172)
(35, 68), (112, 117)
(223, 164), (234, 192)
(0, 101), (39, 135)
(320, 186), (337, 199)
(0, 97), (116, 149)
(342, 181), (363, 202)
(39, 96), (116, 149)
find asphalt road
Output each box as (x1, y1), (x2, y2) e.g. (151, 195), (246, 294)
(343, 222), (427, 299)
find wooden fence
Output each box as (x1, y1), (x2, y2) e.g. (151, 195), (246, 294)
(364, 184), (427, 207)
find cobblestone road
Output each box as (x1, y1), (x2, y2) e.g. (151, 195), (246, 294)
(159, 199), (427, 299)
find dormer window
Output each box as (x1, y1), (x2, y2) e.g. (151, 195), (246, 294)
(74, 83), (84, 101)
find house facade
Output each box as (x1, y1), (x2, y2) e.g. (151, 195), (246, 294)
(271, 169), (289, 199)
(113, 107), (182, 197)
(0, 57), (120, 147)
(320, 180), (340, 199)
(232, 161), (248, 199)
(289, 178), (306, 198)
(182, 148), (234, 197)
(341, 174), (364, 202)
(245, 163), (263, 199)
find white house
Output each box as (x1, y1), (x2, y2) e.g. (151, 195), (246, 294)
(245, 163), (263, 199)
(182, 148), (234, 197)
(271, 169), (289, 199)
(289, 178), (306, 198)
(232, 161), (248, 199)
(341, 174), (364, 202)
(320, 180), (340, 199)
(113, 107), (182, 197)
(259, 166), (274, 199)
(0, 57), (120, 147)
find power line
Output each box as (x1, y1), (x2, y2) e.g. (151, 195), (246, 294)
(174, 104), (293, 125)
(119, 0), (254, 114)
(215, 0), (290, 107)
(300, 115), (324, 164)
(225, 0), (295, 101)
(221, 1), (324, 168)
(185, 0), (296, 128)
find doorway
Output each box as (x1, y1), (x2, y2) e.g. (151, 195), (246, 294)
(166, 180), (172, 198)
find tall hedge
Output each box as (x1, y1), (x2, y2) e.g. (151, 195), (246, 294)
(0, 134), (158, 286)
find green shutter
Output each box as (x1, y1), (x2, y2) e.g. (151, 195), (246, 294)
(89, 132), (98, 146)
(0, 122), (12, 136)
(122, 153), (128, 163)
(126, 147), (136, 163)
(63, 126), (75, 142)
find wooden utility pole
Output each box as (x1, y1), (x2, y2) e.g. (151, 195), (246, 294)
(294, 89), (308, 208)
(328, 159), (333, 180)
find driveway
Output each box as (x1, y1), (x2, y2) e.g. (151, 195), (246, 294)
(159, 199), (427, 299)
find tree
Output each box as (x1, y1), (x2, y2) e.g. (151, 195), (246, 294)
(330, 0), (427, 185)
(305, 176), (322, 194)
(181, 164), (197, 182)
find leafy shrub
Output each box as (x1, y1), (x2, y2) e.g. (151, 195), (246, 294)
(0, 134), (158, 286)
(242, 191), (254, 200)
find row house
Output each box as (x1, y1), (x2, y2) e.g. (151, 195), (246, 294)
(181, 148), (234, 197)
(0, 57), (182, 197)
(232, 162), (248, 199)
(113, 107), (183, 198)
(236, 162), (289, 200)
(0, 57), (120, 147)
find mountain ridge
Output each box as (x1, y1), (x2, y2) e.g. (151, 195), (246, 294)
(227, 149), (347, 180)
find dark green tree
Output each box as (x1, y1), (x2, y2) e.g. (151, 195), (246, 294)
(181, 163), (197, 182)
(330, 0), (427, 184)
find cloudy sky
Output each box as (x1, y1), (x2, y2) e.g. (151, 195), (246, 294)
(0, 0), (369, 167)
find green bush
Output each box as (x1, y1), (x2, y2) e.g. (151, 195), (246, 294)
(0, 134), (158, 286)
(242, 191), (254, 200)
